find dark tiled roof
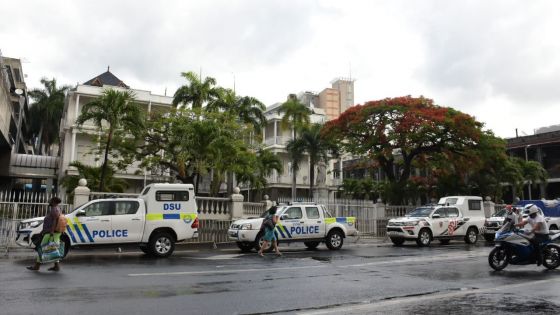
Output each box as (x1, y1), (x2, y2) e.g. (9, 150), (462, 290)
(507, 130), (560, 149)
(83, 70), (129, 88)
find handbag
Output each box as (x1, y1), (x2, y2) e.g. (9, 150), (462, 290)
(39, 236), (65, 263)
(55, 214), (67, 233)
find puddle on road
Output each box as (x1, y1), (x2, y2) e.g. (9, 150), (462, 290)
(398, 293), (559, 314)
(311, 256), (332, 263)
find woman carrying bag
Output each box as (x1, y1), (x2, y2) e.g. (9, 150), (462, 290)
(27, 197), (65, 272)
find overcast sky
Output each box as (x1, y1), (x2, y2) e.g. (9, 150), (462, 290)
(1, 0), (559, 138)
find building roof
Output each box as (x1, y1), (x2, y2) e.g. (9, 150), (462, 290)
(506, 130), (560, 149)
(83, 68), (129, 88)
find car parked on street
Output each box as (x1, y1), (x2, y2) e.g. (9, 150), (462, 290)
(386, 196), (486, 246)
(228, 202), (358, 251)
(16, 183), (199, 257)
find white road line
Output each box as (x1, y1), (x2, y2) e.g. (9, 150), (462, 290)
(128, 265), (327, 277)
(127, 251), (487, 277)
(297, 278), (560, 315)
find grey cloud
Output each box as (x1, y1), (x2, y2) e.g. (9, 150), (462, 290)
(411, 1), (560, 106)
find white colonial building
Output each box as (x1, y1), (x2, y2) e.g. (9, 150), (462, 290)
(58, 69), (173, 195)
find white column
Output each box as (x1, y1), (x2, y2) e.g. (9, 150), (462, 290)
(148, 101), (152, 114)
(274, 120), (278, 144)
(74, 94), (80, 121)
(71, 130), (77, 163)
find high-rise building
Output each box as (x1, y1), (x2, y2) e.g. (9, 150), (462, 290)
(314, 77), (355, 121)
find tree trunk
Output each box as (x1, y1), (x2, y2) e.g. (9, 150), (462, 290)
(309, 158), (315, 199)
(99, 129), (113, 192)
(291, 170), (297, 201)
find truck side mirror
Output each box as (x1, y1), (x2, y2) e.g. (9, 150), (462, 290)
(432, 214), (441, 219)
(281, 214), (289, 220)
(75, 210), (86, 217)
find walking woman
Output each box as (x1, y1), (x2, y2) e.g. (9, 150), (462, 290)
(27, 197), (63, 271)
(258, 206), (282, 257)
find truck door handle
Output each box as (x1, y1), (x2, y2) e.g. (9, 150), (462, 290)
(132, 218), (141, 221)
(317, 221), (322, 223)
(101, 219), (110, 222)
(300, 221), (305, 223)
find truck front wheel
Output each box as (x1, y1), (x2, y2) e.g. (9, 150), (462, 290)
(237, 242), (254, 252)
(148, 232), (175, 257)
(326, 230), (344, 250)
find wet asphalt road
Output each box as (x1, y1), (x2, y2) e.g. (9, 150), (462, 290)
(1, 240), (560, 315)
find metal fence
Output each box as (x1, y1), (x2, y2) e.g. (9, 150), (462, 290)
(0, 202), (73, 252)
(184, 220), (232, 244)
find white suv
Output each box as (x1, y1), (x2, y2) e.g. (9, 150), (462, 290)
(387, 196), (486, 247)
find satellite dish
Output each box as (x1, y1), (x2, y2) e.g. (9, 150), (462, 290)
(14, 88), (23, 95)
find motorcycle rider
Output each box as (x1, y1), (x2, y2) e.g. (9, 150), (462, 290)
(516, 204), (550, 266)
(503, 205), (519, 226)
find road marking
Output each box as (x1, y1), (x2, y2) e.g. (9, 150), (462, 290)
(298, 278), (560, 314)
(189, 254), (245, 260)
(128, 251), (486, 277)
(128, 265), (327, 277)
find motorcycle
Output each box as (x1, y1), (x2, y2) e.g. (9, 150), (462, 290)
(488, 221), (560, 271)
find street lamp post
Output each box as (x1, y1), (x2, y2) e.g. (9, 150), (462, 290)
(525, 145), (532, 200)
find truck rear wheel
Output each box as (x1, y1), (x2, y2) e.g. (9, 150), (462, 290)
(148, 232), (175, 257)
(464, 227), (478, 244)
(326, 230), (344, 250)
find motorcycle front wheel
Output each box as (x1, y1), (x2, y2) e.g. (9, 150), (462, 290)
(489, 247), (509, 271)
(543, 246), (560, 270)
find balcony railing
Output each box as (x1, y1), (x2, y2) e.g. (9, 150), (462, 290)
(264, 136), (292, 147)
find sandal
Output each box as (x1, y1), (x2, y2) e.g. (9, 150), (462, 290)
(26, 266), (40, 271)
(258, 252), (264, 257)
(48, 266), (60, 272)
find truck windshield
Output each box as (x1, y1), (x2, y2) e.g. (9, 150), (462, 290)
(260, 206), (282, 217)
(407, 207), (434, 217)
(492, 209), (507, 217)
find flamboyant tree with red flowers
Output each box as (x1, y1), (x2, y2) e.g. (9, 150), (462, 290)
(322, 96), (485, 202)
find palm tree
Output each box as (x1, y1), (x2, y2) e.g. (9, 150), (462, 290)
(288, 124), (337, 199)
(207, 88), (267, 135)
(173, 71), (220, 109)
(207, 88), (267, 194)
(28, 78), (70, 154)
(76, 89), (144, 191)
(279, 94), (311, 200)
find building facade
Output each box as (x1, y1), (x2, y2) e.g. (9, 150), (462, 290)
(58, 70), (174, 195)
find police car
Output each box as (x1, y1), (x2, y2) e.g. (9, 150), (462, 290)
(386, 196), (486, 246)
(16, 183), (199, 257)
(228, 202), (358, 252)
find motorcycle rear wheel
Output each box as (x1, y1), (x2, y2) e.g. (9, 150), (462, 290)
(489, 247), (509, 271)
(543, 246), (560, 270)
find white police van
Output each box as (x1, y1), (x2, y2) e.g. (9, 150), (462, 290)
(16, 183), (199, 257)
(386, 196), (486, 246)
(228, 202), (358, 252)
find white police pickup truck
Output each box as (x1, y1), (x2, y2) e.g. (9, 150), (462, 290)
(386, 196), (486, 246)
(228, 202), (358, 252)
(16, 183), (199, 257)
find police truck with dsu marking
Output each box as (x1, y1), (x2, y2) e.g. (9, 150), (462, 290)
(16, 183), (199, 258)
(228, 202), (358, 252)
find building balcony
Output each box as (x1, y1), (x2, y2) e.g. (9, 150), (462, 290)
(264, 136), (292, 147)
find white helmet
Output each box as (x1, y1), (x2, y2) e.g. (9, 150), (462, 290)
(524, 204), (540, 216)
